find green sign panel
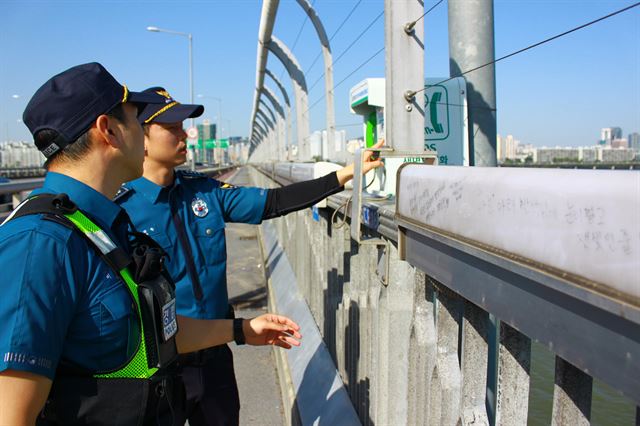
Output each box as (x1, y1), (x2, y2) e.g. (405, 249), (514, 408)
(197, 138), (229, 149)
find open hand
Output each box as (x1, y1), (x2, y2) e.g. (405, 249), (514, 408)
(336, 139), (385, 185)
(244, 314), (302, 349)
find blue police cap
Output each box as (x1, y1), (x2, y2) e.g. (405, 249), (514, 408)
(23, 62), (166, 158)
(137, 87), (204, 125)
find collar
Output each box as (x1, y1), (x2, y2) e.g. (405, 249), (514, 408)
(34, 172), (126, 231)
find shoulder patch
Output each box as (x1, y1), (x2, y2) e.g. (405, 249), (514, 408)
(113, 186), (132, 202)
(220, 182), (236, 189)
(179, 170), (207, 179)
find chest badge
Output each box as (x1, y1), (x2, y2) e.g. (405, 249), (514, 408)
(191, 198), (209, 218)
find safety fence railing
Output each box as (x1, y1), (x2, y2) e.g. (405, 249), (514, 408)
(0, 165), (236, 219)
(252, 163), (640, 425)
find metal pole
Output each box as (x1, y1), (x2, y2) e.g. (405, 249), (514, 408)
(384, 0), (425, 152)
(188, 33), (196, 170)
(448, 0), (497, 166)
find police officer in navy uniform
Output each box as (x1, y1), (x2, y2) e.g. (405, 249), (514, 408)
(0, 64), (301, 425)
(116, 87), (383, 426)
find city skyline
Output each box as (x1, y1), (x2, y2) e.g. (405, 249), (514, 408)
(1, 1), (638, 148)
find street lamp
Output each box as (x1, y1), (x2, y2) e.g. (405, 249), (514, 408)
(147, 25), (196, 168)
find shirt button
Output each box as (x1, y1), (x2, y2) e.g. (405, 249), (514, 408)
(206, 228), (212, 235)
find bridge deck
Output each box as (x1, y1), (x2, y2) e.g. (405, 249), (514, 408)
(224, 167), (285, 426)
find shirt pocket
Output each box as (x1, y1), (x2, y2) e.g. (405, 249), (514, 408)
(193, 218), (226, 266)
(145, 228), (173, 252)
(99, 283), (135, 346)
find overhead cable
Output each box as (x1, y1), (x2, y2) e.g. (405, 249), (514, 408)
(410, 1), (640, 96)
(306, 0), (363, 74)
(307, 10), (384, 93)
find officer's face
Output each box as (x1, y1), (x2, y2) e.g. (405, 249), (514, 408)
(144, 122), (189, 168)
(117, 103), (146, 179)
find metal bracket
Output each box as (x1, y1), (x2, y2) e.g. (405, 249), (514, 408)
(350, 147), (437, 285)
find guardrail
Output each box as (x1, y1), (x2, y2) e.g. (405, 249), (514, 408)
(0, 166), (236, 219)
(252, 162), (639, 425)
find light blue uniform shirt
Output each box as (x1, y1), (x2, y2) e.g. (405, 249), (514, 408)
(116, 170), (267, 319)
(0, 172), (137, 379)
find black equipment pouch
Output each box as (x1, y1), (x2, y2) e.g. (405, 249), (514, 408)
(130, 238), (179, 370)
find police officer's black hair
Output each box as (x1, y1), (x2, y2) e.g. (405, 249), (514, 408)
(39, 104), (127, 170)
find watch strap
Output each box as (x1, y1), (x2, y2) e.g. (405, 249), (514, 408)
(233, 318), (246, 345)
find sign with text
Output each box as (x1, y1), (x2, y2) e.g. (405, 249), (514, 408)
(424, 77), (469, 166)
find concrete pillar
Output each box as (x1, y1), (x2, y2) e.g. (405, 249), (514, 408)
(495, 322), (531, 425)
(431, 285), (462, 424)
(551, 357), (592, 425)
(407, 273), (437, 425)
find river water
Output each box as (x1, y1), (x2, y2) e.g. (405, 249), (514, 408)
(527, 341), (637, 425)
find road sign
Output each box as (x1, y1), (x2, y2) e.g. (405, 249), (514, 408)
(187, 127), (198, 140)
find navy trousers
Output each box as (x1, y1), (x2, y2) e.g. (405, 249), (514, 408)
(179, 344), (240, 426)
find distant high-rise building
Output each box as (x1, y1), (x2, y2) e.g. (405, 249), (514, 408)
(600, 127), (622, 145)
(0, 141), (45, 168)
(628, 132), (640, 153)
(197, 121), (217, 140)
(497, 134), (519, 162)
(601, 147), (635, 163)
(536, 147), (580, 164)
(611, 138), (628, 149)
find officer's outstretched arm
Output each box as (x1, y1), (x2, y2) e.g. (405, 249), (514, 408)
(175, 313), (302, 354)
(0, 370), (51, 425)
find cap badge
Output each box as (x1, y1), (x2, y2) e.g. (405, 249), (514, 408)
(191, 198), (209, 218)
(155, 90), (175, 104)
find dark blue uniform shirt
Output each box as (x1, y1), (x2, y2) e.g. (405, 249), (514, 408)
(116, 170), (267, 319)
(0, 172), (137, 379)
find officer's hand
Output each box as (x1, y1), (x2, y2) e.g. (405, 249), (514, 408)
(244, 314), (302, 349)
(336, 139), (385, 185)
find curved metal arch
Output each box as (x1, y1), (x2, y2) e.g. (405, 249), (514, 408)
(265, 69), (290, 107)
(259, 99), (277, 124)
(261, 86), (284, 118)
(260, 86), (286, 161)
(256, 109), (274, 130)
(263, 74), (291, 160)
(267, 36), (310, 159)
(254, 121), (268, 138)
(295, 0), (335, 158)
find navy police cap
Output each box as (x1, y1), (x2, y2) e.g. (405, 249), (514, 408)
(23, 62), (166, 158)
(137, 87), (204, 125)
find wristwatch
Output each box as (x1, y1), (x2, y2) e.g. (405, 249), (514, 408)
(233, 318), (246, 345)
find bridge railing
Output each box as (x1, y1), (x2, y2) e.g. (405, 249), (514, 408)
(0, 165), (236, 219)
(252, 163), (639, 425)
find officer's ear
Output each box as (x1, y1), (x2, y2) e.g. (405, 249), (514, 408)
(94, 114), (123, 149)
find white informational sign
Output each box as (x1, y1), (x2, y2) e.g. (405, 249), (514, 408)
(424, 77), (469, 166)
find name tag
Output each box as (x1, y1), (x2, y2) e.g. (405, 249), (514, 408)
(161, 299), (178, 341)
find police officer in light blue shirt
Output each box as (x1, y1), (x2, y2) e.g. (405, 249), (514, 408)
(116, 87), (382, 426)
(0, 65), (301, 426)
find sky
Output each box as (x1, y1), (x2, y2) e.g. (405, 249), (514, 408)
(0, 0), (638, 148)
